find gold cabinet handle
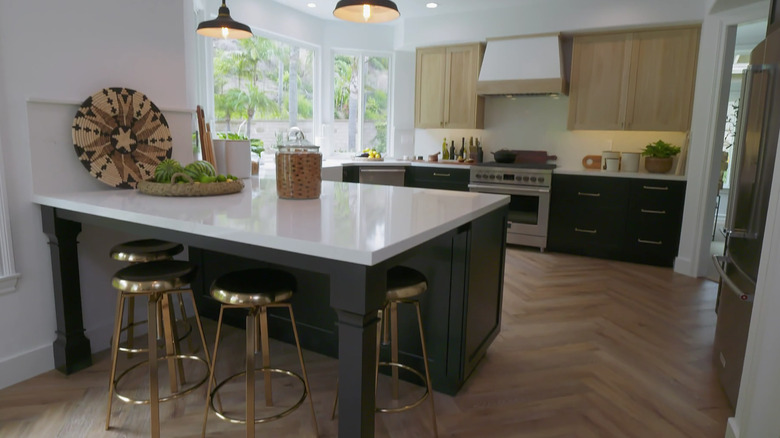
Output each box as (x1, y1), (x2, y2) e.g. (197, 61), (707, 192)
(575, 228), (597, 234)
(577, 192), (601, 197)
(641, 209), (667, 215)
(638, 238), (663, 245)
(643, 185), (669, 191)
(433, 173), (451, 177)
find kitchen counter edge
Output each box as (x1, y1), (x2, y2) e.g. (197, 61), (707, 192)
(553, 168), (687, 181)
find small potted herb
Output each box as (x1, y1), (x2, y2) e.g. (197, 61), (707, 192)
(641, 139), (681, 173)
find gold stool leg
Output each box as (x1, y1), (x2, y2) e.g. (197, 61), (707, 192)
(106, 292), (126, 430)
(246, 307), (257, 438)
(202, 306), (226, 438)
(286, 303), (319, 437)
(126, 296), (135, 359)
(176, 290), (195, 353)
(148, 293), (162, 438)
(390, 301), (399, 400)
(161, 294), (184, 391)
(414, 301), (438, 438)
(259, 306), (273, 407)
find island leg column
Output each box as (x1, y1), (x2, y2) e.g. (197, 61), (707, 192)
(331, 265), (386, 438)
(40, 206), (92, 374)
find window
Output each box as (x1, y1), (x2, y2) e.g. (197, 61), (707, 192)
(333, 52), (391, 154)
(209, 34), (317, 152)
(0, 141), (19, 295)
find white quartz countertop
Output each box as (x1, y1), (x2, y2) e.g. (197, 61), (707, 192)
(554, 168), (687, 181)
(33, 178), (508, 266)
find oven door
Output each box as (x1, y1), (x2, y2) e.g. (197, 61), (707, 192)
(468, 183), (550, 248)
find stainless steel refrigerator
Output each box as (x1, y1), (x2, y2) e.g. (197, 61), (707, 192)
(713, 21), (780, 408)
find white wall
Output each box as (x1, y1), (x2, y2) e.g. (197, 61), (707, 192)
(0, 0), (195, 388)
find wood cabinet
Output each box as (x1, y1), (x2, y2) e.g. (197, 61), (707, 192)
(415, 43), (485, 129)
(405, 166), (470, 191)
(568, 26), (700, 131)
(548, 174), (686, 266)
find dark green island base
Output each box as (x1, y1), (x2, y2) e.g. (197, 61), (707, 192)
(190, 207), (507, 396)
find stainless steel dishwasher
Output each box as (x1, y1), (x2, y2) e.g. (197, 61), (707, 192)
(358, 166), (406, 186)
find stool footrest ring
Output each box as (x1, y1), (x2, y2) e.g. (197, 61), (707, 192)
(112, 354), (208, 405)
(209, 368), (307, 425)
(376, 362), (430, 413)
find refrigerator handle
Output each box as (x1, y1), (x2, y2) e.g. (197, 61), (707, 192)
(724, 66), (756, 238)
(747, 64), (777, 238)
(712, 255), (755, 303)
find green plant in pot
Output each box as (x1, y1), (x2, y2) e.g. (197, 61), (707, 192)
(641, 139), (681, 173)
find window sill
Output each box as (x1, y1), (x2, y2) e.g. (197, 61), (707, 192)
(0, 273), (20, 295)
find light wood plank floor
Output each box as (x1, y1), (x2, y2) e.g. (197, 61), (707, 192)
(0, 248), (732, 437)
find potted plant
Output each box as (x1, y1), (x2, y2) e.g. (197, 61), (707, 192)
(641, 139), (681, 173)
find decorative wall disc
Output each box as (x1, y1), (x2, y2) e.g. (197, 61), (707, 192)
(72, 87), (172, 188)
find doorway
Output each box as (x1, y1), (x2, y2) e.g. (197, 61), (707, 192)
(706, 19), (767, 282)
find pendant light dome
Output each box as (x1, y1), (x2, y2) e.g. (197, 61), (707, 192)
(333, 0), (400, 23)
(197, 0), (253, 40)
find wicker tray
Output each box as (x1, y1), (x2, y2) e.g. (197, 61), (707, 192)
(137, 173), (244, 197)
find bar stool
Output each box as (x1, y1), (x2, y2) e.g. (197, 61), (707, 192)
(110, 239), (193, 356)
(106, 260), (211, 438)
(332, 266), (438, 436)
(202, 268), (318, 437)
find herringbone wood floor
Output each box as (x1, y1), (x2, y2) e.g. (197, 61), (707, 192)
(0, 248), (732, 437)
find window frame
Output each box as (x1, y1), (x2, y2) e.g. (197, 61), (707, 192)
(331, 49), (394, 156)
(196, 17), (321, 154)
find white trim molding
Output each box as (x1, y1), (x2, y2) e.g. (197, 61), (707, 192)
(0, 136), (19, 295)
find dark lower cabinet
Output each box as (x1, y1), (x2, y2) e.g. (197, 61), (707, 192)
(548, 174), (686, 266)
(405, 166), (470, 191)
(189, 207), (507, 395)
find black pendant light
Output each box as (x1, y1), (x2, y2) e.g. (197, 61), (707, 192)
(197, 0), (253, 40)
(333, 0), (400, 23)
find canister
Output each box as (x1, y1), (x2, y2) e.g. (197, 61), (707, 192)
(275, 145), (322, 199)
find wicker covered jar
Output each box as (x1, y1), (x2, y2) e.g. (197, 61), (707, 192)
(275, 145), (322, 199)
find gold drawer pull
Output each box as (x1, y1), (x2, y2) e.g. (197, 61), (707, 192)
(575, 228), (597, 234)
(643, 185), (669, 191)
(638, 239), (663, 245)
(641, 209), (667, 215)
(577, 192), (601, 197)
(433, 173), (451, 177)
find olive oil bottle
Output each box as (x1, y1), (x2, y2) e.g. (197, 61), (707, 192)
(442, 138), (449, 160)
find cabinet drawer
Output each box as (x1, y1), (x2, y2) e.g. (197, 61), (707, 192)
(548, 212), (626, 255)
(408, 167), (470, 191)
(552, 174), (629, 211)
(629, 180), (686, 213)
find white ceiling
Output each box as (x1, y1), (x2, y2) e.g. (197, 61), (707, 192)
(270, 0), (532, 22)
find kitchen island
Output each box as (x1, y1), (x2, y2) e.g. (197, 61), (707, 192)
(33, 177), (508, 438)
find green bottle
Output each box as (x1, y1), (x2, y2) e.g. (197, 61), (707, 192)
(442, 138), (449, 160)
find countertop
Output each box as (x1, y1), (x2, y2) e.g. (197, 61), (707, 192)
(341, 159), (475, 169)
(32, 177), (508, 266)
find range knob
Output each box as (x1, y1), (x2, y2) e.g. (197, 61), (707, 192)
(538, 176), (545, 183)
(522, 176), (530, 182)
(530, 176), (537, 182)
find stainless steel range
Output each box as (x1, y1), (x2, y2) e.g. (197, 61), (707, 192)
(468, 162), (554, 250)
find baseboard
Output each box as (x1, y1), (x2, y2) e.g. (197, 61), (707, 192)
(725, 417), (739, 438)
(0, 343), (54, 390)
(673, 255), (695, 277)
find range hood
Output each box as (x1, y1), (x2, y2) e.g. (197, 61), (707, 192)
(477, 34), (568, 96)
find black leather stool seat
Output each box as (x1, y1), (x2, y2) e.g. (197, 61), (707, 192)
(386, 266), (428, 301)
(112, 260), (196, 293)
(210, 268), (295, 306)
(110, 239), (184, 263)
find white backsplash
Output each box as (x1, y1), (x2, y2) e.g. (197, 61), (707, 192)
(413, 95), (688, 172)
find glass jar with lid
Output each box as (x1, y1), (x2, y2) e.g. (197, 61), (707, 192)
(275, 128), (322, 199)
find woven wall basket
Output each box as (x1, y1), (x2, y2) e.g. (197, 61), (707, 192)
(72, 87), (173, 188)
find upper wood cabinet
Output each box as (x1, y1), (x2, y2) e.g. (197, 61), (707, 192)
(415, 43), (485, 129)
(568, 26), (700, 131)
